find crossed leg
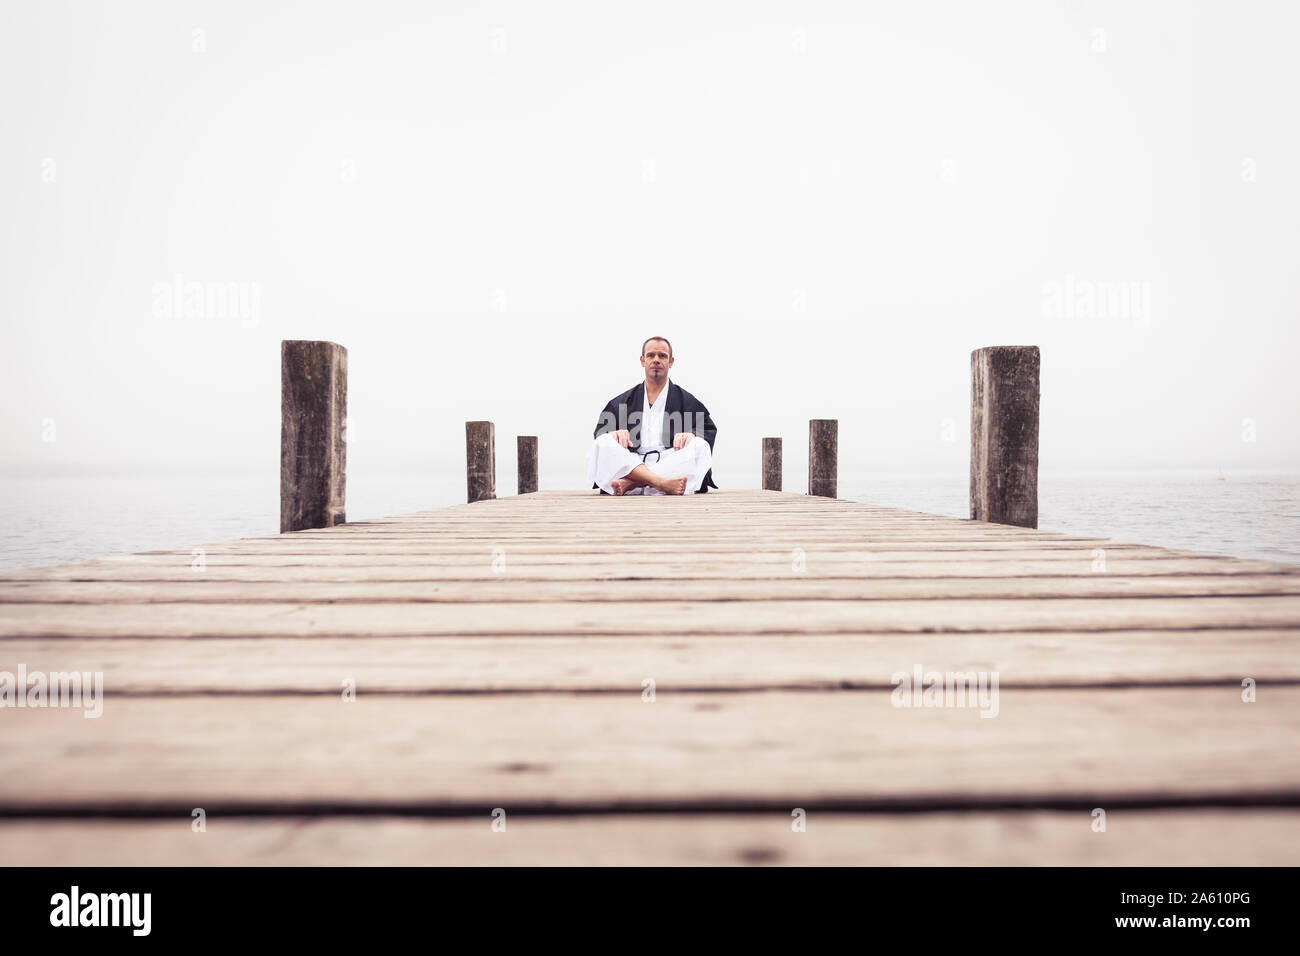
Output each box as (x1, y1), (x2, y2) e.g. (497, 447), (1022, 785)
(589, 433), (692, 496)
(611, 464), (688, 496)
(609, 473), (649, 495)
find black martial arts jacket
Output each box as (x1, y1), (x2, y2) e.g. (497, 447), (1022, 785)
(592, 381), (719, 492)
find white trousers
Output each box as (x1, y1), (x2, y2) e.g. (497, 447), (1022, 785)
(587, 433), (713, 495)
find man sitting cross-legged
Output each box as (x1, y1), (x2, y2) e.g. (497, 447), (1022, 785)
(587, 336), (718, 496)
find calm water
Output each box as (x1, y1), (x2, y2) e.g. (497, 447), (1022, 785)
(843, 471), (1300, 565)
(0, 472), (448, 572)
(1, 470), (1297, 570)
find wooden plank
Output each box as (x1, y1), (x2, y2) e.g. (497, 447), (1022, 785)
(1, 689), (1295, 810)
(68, 543), (1226, 558)
(3, 595), (1298, 637)
(5, 574), (1300, 603)
(126, 531), (1134, 544)
(338, 521), (1013, 530)
(2, 810), (1296, 866)
(4, 556), (1294, 581)
(4, 631), (1296, 692)
(26, 545), (1205, 564)
(166, 518), (1100, 532)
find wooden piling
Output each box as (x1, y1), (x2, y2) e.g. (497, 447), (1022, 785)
(280, 340), (347, 533)
(970, 345), (1040, 528)
(466, 421), (496, 503)
(762, 438), (782, 491)
(808, 420), (837, 498)
(517, 436), (538, 495)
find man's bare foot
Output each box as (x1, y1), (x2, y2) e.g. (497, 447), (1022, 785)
(651, 475), (689, 496)
(610, 477), (633, 496)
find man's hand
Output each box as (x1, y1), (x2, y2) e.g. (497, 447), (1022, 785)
(672, 432), (695, 451)
(613, 429), (632, 448)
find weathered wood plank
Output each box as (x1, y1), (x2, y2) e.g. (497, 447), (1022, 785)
(2, 810), (1296, 866)
(3, 596), (1297, 637)
(80, 542), (1217, 558)
(5, 574), (1300, 603)
(4, 631), (1296, 692)
(150, 525), (1132, 540)
(191, 532), (1119, 543)
(1, 690), (1295, 809)
(4, 556), (1294, 581)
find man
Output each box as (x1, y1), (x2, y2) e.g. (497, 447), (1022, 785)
(588, 336), (718, 496)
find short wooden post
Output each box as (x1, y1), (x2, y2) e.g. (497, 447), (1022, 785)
(280, 340), (347, 533)
(808, 420), (837, 498)
(466, 421), (496, 503)
(970, 346), (1040, 528)
(762, 437), (782, 491)
(517, 436), (538, 495)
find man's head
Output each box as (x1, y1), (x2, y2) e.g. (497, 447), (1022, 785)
(640, 336), (673, 385)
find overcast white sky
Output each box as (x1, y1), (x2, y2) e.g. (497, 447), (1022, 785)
(2, 0), (1297, 492)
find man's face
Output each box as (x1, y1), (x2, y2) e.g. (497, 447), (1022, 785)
(640, 340), (673, 382)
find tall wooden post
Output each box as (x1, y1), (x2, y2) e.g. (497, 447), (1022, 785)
(517, 436), (538, 495)
(466, 421), (496, 503)
(970, 346), (1040, 528)
(280, 340), (347, 533)
(762, 437), (782, 491)
(808, 420), (837, 498)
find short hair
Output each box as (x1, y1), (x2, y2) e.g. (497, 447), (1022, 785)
(641, 336), (672, 358)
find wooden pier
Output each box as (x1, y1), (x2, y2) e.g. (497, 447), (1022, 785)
(2, 489), (1299, 865)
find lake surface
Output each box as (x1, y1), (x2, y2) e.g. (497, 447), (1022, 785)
(842, 471), (1300, 566)
(1, 470), (1297, 570)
